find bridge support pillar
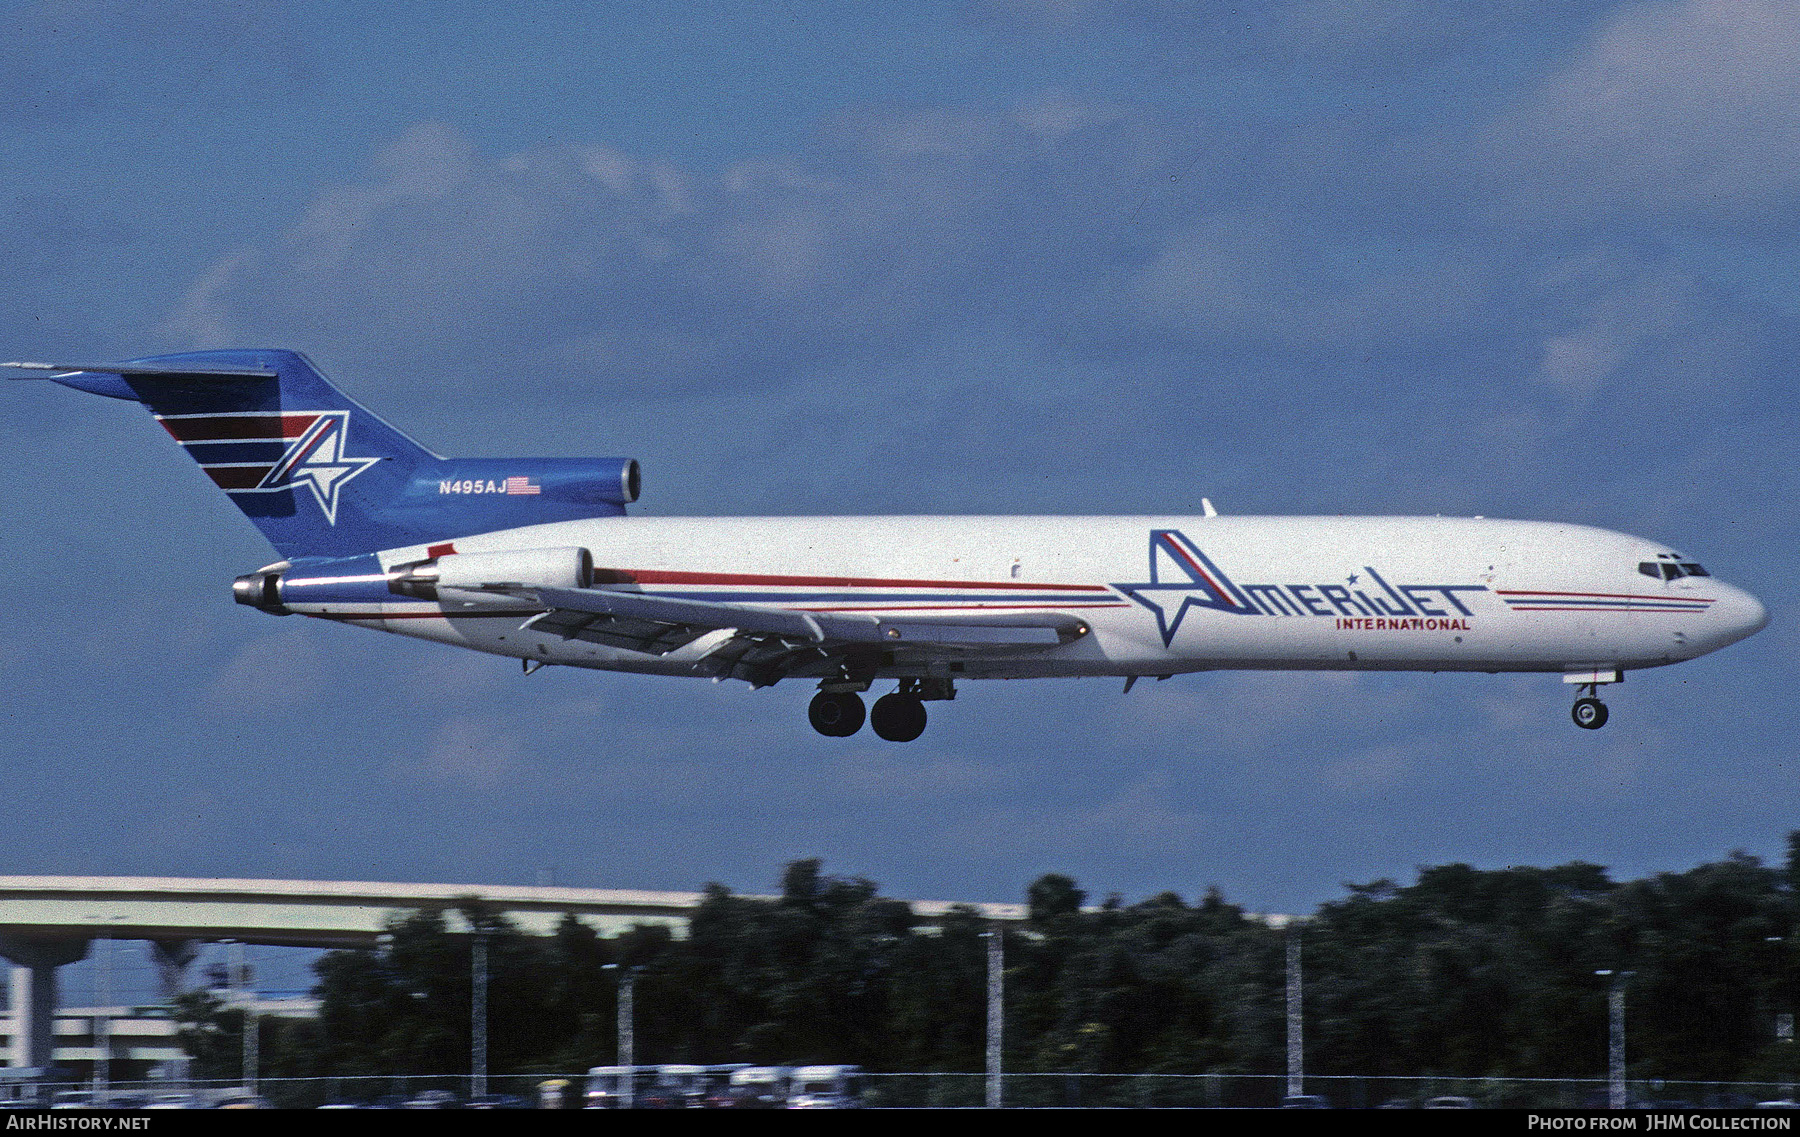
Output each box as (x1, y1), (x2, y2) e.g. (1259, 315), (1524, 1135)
(0, 936), (91, 1073)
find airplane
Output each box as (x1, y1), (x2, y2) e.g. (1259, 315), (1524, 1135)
(7, 350), (1768, 741)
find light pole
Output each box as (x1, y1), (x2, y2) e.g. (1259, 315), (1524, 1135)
(1285, 918), (1304, 1101)
(1595, 969), (1634, 1109)
(88, 916), (124, 1104)
(603, 964), (641, 1109)
(471, 930), (488, 1101)
(984, 926), (1003, 1110)
(1769, 936), (1793, 1100)
(225, 940), (259, 1094)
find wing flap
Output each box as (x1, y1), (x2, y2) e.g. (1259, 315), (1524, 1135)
(507, 585), (1091, 683)
(518, 586), (1087, 647)
(522, 585), (856, 643)
(522, 607), (716, 655)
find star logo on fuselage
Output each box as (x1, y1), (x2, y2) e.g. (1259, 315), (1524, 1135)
(257, 411), (379, 524)
(1113, 530), (1258, 647)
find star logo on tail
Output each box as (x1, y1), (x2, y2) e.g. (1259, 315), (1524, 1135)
(258, 412), (380, 524)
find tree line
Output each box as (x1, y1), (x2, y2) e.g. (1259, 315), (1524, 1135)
(176, 840), (1800, 1082)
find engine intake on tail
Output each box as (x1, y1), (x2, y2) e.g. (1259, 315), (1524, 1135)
(388, 546), (594, 601)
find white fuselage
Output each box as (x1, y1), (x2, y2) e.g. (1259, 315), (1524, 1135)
(294, 514), (1768, 684)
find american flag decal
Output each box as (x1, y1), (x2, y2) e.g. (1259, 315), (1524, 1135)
(505, 476), (540, 495)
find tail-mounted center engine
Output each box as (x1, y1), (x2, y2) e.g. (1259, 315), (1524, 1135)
(231, 567), (291, 614)
(233, 546), (594, 614)
(387, 547), (594, 602)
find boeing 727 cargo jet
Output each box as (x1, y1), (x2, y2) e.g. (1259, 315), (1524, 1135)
(8, 351), (1768, 740)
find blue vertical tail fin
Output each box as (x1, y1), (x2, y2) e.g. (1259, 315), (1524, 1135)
(11, 350), (639, 558)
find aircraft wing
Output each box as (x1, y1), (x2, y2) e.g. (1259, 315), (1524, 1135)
(502, 585), (1086, 686)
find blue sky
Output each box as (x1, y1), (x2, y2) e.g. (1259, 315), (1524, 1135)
(2, 0), (1797, 918)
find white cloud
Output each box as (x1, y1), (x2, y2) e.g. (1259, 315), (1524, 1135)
(1128, 212), (1487, 351)
(1529, 255), (1711, 397)
(145, 46), (1800, 540)
(1497, 0), (1800, 218)
(411, 715), (526, 788)
(196, 627), (329, 716)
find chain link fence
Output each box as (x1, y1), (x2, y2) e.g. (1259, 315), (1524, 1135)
(5, 1073), (1799, 1108)
(862, 1074), (1797, 1110)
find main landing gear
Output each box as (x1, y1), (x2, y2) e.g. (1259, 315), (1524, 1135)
(808, 679), (952, 741)
(808, 690), (865, 736)
(870, 692), (928, 742)
(1571, 683), (1610, 730)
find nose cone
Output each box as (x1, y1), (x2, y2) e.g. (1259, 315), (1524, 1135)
(1708, 583), (1769, 649)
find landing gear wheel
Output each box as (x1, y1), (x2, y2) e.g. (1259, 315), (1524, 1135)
(809, 691), (865, 737)
(1571, 697), (1609, 730)
(870, 694), (928, 742)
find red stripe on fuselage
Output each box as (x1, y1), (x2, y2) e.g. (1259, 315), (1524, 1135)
(792, 602), (1130, 612)
(593, 568), (1111, 592)
(1497, 589), (1714, 603)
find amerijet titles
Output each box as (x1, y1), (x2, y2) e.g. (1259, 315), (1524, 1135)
(1113, 529), (1486, 647)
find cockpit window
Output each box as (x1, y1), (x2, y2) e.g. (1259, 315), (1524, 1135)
(1639, 560), (1709, 580)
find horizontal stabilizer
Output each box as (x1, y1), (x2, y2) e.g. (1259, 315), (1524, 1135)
(5, 360), (278, 379)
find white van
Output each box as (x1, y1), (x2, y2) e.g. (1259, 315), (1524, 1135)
(786, 1065), (863, 1109)
(727, 1066), (791, 1109)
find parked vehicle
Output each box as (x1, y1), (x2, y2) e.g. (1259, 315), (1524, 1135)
(638, 1064), (715, 1108)
(786, 1065), (863, 1109)
(584, 1065), (655, 1108)
(537, 1078), (573, 1109)
(694, 1065), (752, 1108)
(721, 1067), (791, 1109)
(399, 1090), (457, 1109)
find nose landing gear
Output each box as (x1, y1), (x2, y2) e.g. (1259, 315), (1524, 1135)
(1571, 682), (1609, 730)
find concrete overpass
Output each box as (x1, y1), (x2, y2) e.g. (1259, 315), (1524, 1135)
(0, 875), (1024, 1072)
